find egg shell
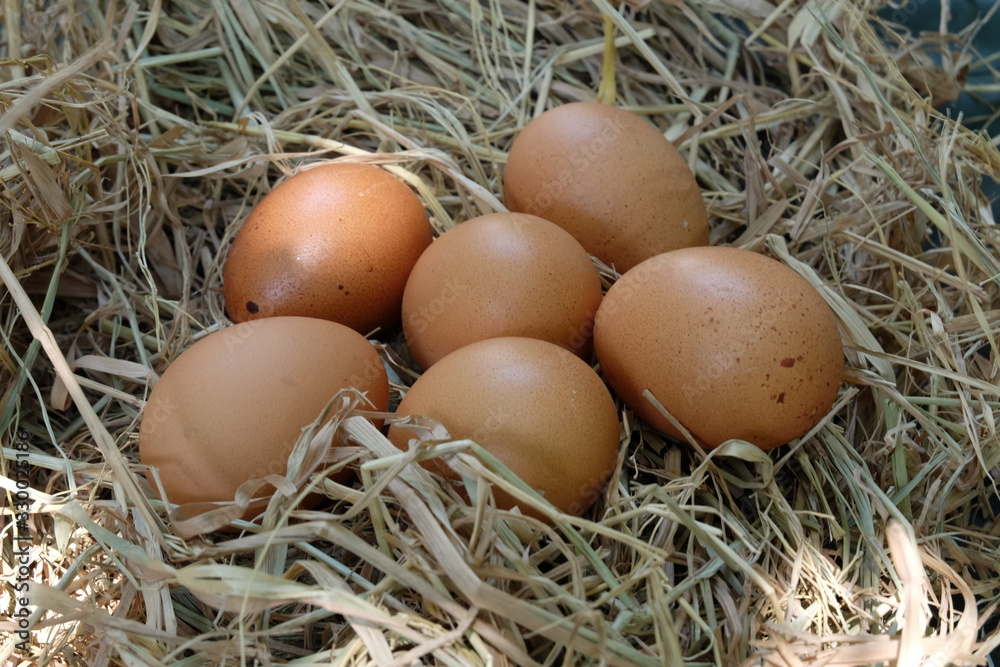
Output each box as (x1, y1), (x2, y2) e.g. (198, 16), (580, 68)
(138, 316), (390, 520)
(223, 162), (432, 335)
(503, 102), (709, 273)
(593, 246), (844, 450)
(401, 212), (604, 370)
(387, 337), (620, 518)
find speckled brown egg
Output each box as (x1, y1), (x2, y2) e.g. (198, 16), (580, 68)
(593, 247), (844, 450)
(503, 102), (708, 273)
(139, 316), (389, 520)
(401, 212), (604, 370)
(223, 162), (432, 335)
(387, 337), (620, 518)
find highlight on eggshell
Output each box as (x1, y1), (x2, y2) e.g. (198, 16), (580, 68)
(593, 246), (845, 450)
(222, 162), (433, 335)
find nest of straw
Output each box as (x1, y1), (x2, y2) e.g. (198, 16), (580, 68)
(2, 0), (999, 665)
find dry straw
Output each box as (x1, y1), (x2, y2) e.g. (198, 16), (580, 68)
(2, 0), (999, 665)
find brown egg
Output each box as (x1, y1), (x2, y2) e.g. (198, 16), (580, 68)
(593, 247), (843, 450)
(387, 337), (620, 517)
(401, 212), (604, 370)
(139, 316), (389, 519)
(223, 162), (432, 335)
(503, 102), (708, 273)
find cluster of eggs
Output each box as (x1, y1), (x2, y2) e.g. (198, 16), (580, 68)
(139, 102), (844, 523)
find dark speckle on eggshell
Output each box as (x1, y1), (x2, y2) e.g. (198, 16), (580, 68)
(222, 162), (432, 334)
(593, 246), (845, 450)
